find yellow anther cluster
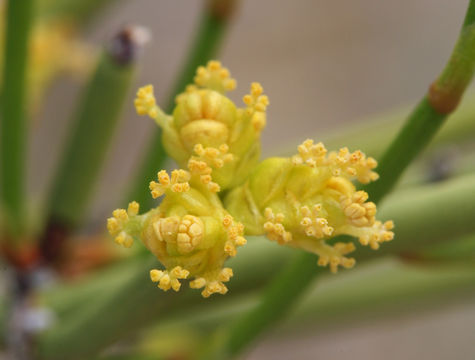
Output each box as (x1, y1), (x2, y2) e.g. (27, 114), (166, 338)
(106, 201), (140, 248)
(357, 220), (395, 250)
(243, 82), (269, 131)
(292, 139), (379, 184)
(194, 60), (236, 93)
(263, 208), (292, 244)
(223, 215), (247, 257)
(340, 191), (376, 227)
(224, 138), (394, 275)
(134, 85), (159, 119)
(190, 267), (234, 298)
(327, 147), (379, 184)
(292, 139), (327, 167)
(135, 61), (268, 191)
(317, 242), (356, 273)
(299, 205), (334, 238)
(150, 266), (190, 292)
(188, 144), (234, 192)
(149, 169), (191, 198)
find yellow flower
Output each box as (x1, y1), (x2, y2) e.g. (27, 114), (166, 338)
(225, 139), (394, 273)
(107, 166), (246, 298)
(134, 60), (269, 190)
(110, 62), (395, 296)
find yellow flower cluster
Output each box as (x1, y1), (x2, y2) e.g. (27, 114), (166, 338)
(107, 61), (394, 297)
(225, 139), (394, 273)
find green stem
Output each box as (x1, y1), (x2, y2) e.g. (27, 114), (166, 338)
(42, 28), (138, 262)
(0, 0), (35, 238)
(414, 233), (475, 263)
(150, 260), (475, 346)
(207, 1), (475, 357)
(200, 253), (322, 359)
(363, 2), (475, 203)
(280, 92), (475, 160)
(36, 173), (475, 359)
(126, 0), (235, 210)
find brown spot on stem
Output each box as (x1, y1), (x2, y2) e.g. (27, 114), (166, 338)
(428, 81), (462, 114)
(208, 0), (238, 21)
(39, 218), (71, 266)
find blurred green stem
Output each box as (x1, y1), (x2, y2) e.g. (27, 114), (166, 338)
(37, 172), (475, 359)
(0, 0), (35, 238)
(150, 260), (475, 348)
(206, 1), (475, 357)
(288, 92), (475, 161)
(363, 1), (475, 203)
(126, 0), (236, 210)
(42, 28), (138, 262)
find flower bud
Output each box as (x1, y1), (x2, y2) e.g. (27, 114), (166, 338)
(225, 139), (394, 273)
(107, 166), (246, 298)
(134, 60), (269, 190)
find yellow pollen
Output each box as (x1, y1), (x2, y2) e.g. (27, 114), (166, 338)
(263, 208), (293, 244)
(188, 144), (234, 192)
(150, 266), (189, 292)
(149, 169), (191, 198)
(107, 202), (142, 248)
(193, 60), (236, 93)
(243, 82), (268, 132)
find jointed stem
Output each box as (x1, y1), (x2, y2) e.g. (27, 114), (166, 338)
(363, 2), (475, 203)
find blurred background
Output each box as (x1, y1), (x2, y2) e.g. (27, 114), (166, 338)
(14, 0), (475, 359)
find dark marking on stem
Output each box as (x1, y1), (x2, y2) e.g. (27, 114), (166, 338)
(107, 25), (149, 66)
(428, 81), (462, 115)
(38, 218), (71, 266)
(208, 0), (237, 21)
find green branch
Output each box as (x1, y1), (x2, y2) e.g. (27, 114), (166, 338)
(0, 0), (35, 238)
(363, 2), (475, 203)
(147, 260), (475, 351)
(126, 0), (236, 210)
(204, 1), (475, 357)
(42, 28), (139, 262)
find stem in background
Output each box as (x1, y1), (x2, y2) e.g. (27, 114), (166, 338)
(0, 0), (35, 239)
(409, 233), (475, 263)
(152, 260), (475, 349)
(279, 92), (475, 160)
(41, 27), (141, 264)
(126, 0), (236, 210)
(36, 172), (475, 359)
(363, 2), (475, 203)
(206, 1), (475, 357)
(200, 253), (322, 360)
